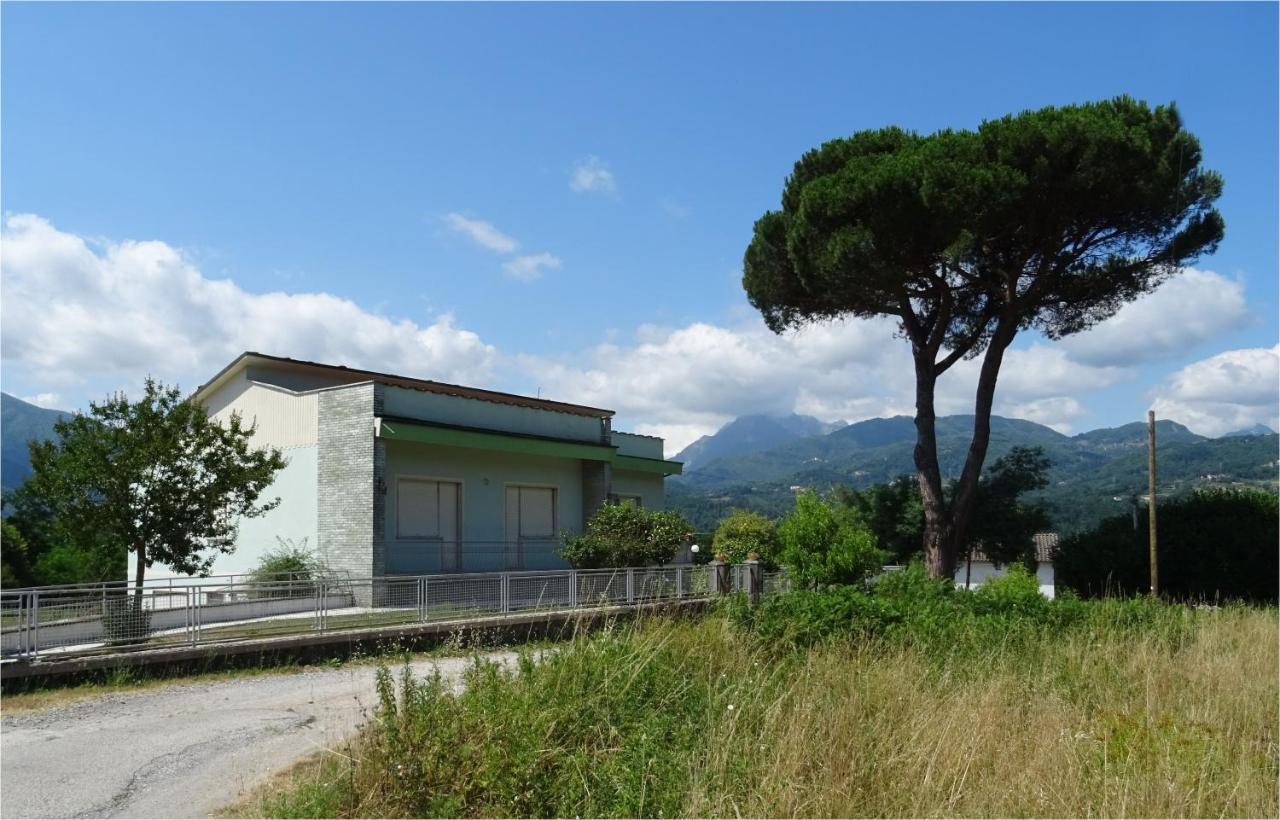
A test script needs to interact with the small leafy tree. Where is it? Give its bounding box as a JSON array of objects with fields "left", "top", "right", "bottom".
[
  {"left": 834, "top": 478, "right": 923, "bottom": 564},
  {"left": 712, "top": 509, "right": 781, "bottom": 565},
  {"left": 744, "top": 97, "right": 1224, "bottom": 577},
  {"left": 26, "top": 379, "right": 286, "bottom": 592},
  {"left": 560, "top": 503, "right": 691, "bottom": 568},
  {"left": 778, "top": 491, "right": 887, "bottom": 588},
  {"left": 965, "top": 446, "right": 1052, "bottom": 567}
]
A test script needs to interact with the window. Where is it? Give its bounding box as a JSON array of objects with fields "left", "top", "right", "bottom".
[
  {"left": 609, "top": 494, "right": 642, "bottom": 508},
  {"left": 397, "top": 479, "right": 460, "bottom": 541},
  {"left": 506, "top": 485, "right": 557, "bottom": 540}
]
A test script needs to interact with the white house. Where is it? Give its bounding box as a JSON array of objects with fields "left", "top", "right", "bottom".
[
  {"left": 953, "top": 532, "right": 1058, "bottom": 598},
  {"left": 131, "top": 352, "right": 682, "bottom": 579}
]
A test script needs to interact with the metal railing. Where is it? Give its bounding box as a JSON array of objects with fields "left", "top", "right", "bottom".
[{"left": 1, "top": 562, "right": 784, "bottom": 662}]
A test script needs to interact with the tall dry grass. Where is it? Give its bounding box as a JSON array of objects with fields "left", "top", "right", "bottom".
[{"left": 253, "top": 606, "right": 1278, "bottom": 818}]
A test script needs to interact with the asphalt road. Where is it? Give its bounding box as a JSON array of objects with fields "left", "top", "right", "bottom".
[{"left": 1, "top": 652, "right": 515, "bottom": 819}]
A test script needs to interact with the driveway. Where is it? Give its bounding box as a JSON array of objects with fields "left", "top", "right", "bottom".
[{"left": 1, "top": 652, "right": 515, "bottom": 818}]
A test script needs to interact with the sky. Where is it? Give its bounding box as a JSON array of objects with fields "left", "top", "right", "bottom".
[{"left": 2, "top": 2, "right": 1277, "bottom": 455}]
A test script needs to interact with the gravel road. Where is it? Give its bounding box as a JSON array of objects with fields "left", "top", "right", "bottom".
[{"left": 1, "top": 653, "right": 514, "bottom": 819}]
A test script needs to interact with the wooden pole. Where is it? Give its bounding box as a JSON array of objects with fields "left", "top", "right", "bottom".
[{"left": 1147, "top": 410, "right": 1159, "bottom": 597}]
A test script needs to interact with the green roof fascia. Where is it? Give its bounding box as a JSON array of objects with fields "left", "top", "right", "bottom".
[
  {"left": 613, "top": 454, "right": 683, "bottom": 476},
  {"left": 379, "top": 419, "right": 614, "bottom": 462},
  {"left": 378, "top": 418, "right": 683, "bottom": 475}
]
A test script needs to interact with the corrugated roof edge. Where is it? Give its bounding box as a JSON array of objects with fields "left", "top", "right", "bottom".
[{"left": 193, "top": 352, "right": 615, "bottom": 419}]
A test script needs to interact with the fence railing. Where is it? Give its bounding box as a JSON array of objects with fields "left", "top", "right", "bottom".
[{"left": 0, "top": 561, "right": 787, "bottom": 662}]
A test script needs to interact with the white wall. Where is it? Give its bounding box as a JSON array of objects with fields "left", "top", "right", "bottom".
[
  {"left": 954, "top": 561, "right": 1056, "bottom": 599},
  {"left": 611, "top": 469, "right": 666, "bottom": 510}
]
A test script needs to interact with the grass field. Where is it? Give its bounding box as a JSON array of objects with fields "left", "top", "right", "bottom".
[{"left": 241, "top": 598, "right": 1278, "bottom": 819}]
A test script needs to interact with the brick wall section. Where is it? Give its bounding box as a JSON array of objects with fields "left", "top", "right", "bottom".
[{"left": 317, "top": 382, "right": 386, "bottom": 580}]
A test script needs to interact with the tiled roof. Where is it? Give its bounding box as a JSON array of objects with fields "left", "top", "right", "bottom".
[{"left": 968, "top": 532, "right": 1058, "bottom": 564}]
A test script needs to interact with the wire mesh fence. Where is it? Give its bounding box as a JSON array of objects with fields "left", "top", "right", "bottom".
[{"left": 0, "top": 563, "right": 779, "bottom": 662}]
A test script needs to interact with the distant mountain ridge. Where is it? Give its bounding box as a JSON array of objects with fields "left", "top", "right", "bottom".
[
  {"left": 1221, "top": 423, "right": 1276, "bottom": 438},
  {"left": 674, "top": 413, "right": 844, "bottom": 471},
  {"left": 2, "top": 393, "right": 71, "bottom": 492},
  {"left": 669, "top": 411, "right": 1278, "bottom": 533}
]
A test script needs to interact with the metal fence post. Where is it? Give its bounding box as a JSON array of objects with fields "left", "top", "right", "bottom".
[
  {"left": 568, "top": 570, "right": 578, "bottom": 609},
  {"left": 31, "top": 589, "right": 40, "bottom": 660},
  {"left": 500, "top": 572, "right": 510, "bottom": 614},
  {"left": 418, "top": 576, "right": 428, "bottom": 622},
  {"left": 676, "top": 566, "right": 684, "bottom": 599},
  {"left": 625, "top": 568, "right": 635, "bottom": 604}
]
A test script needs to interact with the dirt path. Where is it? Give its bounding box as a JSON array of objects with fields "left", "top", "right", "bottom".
[{"left": 1, "top": 653, "right": 513, "bottom": 819}]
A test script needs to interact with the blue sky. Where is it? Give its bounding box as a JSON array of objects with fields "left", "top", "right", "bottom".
[{"left": 3, "top": 2, "right": 1277, "bottom": 452}]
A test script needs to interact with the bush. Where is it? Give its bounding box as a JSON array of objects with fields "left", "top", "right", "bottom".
[
  {"left": 559, "top": 504, "right": 691, "bottom": 568},
  {"left": 777, "top": 492, "right": 887, "bottom": 588},
  {"left": 250, "top": 538, "right": 324, "bottom": 597},
  {"left": 1057, "top": 487, "right": 1279, "bottom": 602},
  {"left": 712, "top": 509, "right": 780, "bottom": 565},
  {"left": 969, "top": 564, "right": 1049, "bottom": 619},
  {"left": 102, "top": 594, "right": 152, "bottom": 645},
  {"left": 734, "top": 586, "right": 902, "bottom": 647}
]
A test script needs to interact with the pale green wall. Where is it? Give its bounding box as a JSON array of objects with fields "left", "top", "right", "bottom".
[
  {"left": 125, "top": 445, "right": 319, "bottom": 580},
  {"left": 384, "top": 440, "right": 584, "bottom": 573},
  {"left": 611, "top": 469, "right": 666, "bottom": 510},
  {"left": 611, "top": 431, "right": 665, "bottom": 459},
  {"left": 384, "top": 385, "right": 606, "bottom": 444}
]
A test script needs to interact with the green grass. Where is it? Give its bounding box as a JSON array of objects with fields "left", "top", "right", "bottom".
[{"left": 244, "top": 600, "right": 1278, "bottom": 819}]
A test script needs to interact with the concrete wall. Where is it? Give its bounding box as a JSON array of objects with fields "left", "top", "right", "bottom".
[
  {"left": 383, "top": 439, "right": 584, "bottom": 573},
  {"left": 383, "top": 385, "right": 606, "bottom": 444},
  {"left": 954, "top": 561, "right": 1056, "bottom": 599},
  {"left": 611, "top": 431, "right": 665, "bottom": 459},
  {"left": 611, "top": 469, "right": 666, "bottom": 510}
]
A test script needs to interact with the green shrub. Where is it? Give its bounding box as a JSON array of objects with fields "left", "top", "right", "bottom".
[
  {"left": 559, "top": 504, "right": 691, "bottom": 568},
  {"left": 777, "top": 491, "right": 887, "bottom": 588},
  {"left": 1057, "top": 486, "right": 1279, "bottom": 602},
  {"left": 712, "top": 509, "right": 780, "bottom": 565},
  {"left": 102, "top": 594, "right": 151, "bottom": 645},
  {"left": 735, "top": 586, "right": 902, "bottom": 647},
  {"left": 250, "top": 538, "right": 324, "bottom": 597},
  {"left": 969, "top": 564, "right": 1049, "bottom": 618}
]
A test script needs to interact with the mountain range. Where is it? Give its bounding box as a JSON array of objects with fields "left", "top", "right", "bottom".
[
  {"left": 2, "top": 392, "right": 1276, "bottom": 534},
  {"left": 670, "top": 412, "right": 1278, "bottom": 533},
  {"left": 2, "top": 393, "right": 71, "bottom": 492}
]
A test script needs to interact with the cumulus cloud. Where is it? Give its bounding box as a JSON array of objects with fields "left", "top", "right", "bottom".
[
  {"left": 521, "top": 316, "right": 1136, "bottom": 454},
  {"left": 502, "top": 253, "right": 562, "bottom": 282},
  {"left": 442, "top": 213, "right": 519, "bottom": 253},
  {"left": 569, "top": 156, "right": 617, "bottom": 195},
  {"left": 1150, "top": 345, "right": 1280, "bottom": 436},
  {"left": 1, "top": 214, "right": 497, "bottom": 397},
  {"left": 1060, "top": 268, "right": 1248, "bottom": 366}
]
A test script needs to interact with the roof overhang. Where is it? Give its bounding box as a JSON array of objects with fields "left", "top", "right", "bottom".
[{"left": 377, "top": 417, "right": 682, "bottom": 475}]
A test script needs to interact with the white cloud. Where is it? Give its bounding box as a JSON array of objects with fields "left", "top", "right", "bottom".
[
  {"left": 1, "top": 214, "right": 497, "bottom": 398},
  {"left": 442, "top": 213, "right": 519, "bottom": 254},
  {"left": 1150, "top": 345, "right": 1280, "bottom": 436},
  {"left": 1061, "top": 268, "right": 1248, "bottom": 366},
  {"left": 502, "top": 253, "right": 562, "bottom": 283},
  {"left": 569, "top": 156, "right": 617, "bottom": 195},
  {"left": 20, "top": 392, "right": 64, "bottom": 410}
]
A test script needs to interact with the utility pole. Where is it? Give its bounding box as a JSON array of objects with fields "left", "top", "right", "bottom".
[{"left": 1147, "top": 410, "right": 1159, "bottom": 597}]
